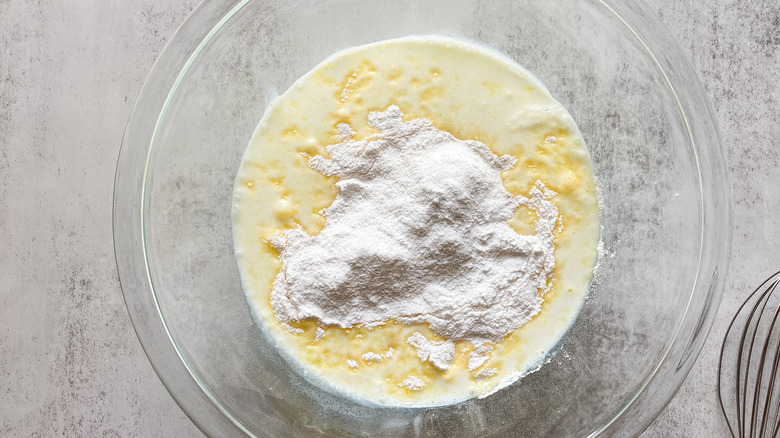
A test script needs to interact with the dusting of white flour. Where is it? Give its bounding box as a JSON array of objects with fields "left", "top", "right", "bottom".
[
  {"left": 362, "top": 348, "right": 395, "bottom": 365},
  {"left": 362, "top": 352, "right": 384, "bottom": 364},
  {"left": 407, "top": 332, "right": 456, "bottom": 371},
  {"left": 398, "top": 376, "right": 426, "bottom": 391},
  {"left": 270, "top": 105, "right": 559, "bottom": 372}
]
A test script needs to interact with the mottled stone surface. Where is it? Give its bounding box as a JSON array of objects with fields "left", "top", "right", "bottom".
[
  {"left": 643, "top": 1, "right": 780, "bottom": 436},
  {"left": 0, "top": 1, "right": 202, "bottom": 436},
  {"left": 0, "top": 0, "right": 776, "bottom": 436}
]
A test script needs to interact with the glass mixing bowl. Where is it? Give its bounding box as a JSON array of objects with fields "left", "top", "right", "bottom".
[{"left": 113, "top": 0, "right": 731, "bottom": 436}]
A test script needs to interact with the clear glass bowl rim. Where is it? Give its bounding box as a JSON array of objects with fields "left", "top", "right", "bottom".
[{"left": 113, "top": 0, "right": 733, "bottom": 436}]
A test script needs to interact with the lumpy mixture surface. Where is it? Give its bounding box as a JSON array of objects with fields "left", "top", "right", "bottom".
[{"left": 232, "top": 36, "right": 600, "bottom": 406}]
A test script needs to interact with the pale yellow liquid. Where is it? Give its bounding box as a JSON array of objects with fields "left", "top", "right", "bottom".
[{"left": 232, "top": 36, "right": 599, "bottom": 406}]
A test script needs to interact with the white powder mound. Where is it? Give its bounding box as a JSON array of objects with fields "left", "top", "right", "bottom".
[
  {"left": 407, "top": 332, "right": 456, "bottom": 372},
  {"left": 346, "top": 359, "right": 359, "bottom": 370},
  {"left": 335, "top": 123, "right": 355, "bottom": 141},
  {"left": 398, "top": 376, "right": 426, "bottom": 391},
  {"left": 362, "top": 348, "right": 395, "bottom": 365},
  {"left": 281, "top": 323, "right": 303, "bottom": 335},
  {"left": 270, "top": 105, "right": 558, "bottom": 371},
  {"left": 474, "top": 367, "right": 499, "bottom": 380},
  {"left": 362, "top": 352, "right": 384, "bottom": 364},
  {"left": 468, "top": 344, "right": 495, "bottom": 371}
]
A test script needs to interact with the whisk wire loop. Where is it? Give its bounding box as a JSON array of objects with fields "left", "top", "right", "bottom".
[{"left": 719, "top": 271, "right": 780, "bottom": 438}]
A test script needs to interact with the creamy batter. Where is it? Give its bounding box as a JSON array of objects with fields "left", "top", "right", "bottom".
[{"left": 232, "top": 36, "right": 599, "bottom": 406}]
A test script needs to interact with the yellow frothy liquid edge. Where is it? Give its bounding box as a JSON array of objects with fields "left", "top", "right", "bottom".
[{"left": 232, "top": 36, "right": 600, "bottom": 406}]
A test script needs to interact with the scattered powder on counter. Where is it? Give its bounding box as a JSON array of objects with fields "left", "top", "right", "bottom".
[
  {"left": 398, "top": 376, "right": 426, "bottom": 391},
  {"left": 269, "top": 105, "right": 559, "bottom": 372},
  {"left": 385, "top": 348, "right": 394, "bottom": 358}
]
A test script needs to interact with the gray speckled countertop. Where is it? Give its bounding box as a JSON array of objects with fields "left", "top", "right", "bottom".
[{"left": 0, "top": 0, "right": 776, "bottom": 436}]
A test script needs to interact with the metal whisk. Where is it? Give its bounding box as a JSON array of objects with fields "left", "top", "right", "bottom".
[{"left": 719, "top": 271, "right": 780, "bottom": 438}]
